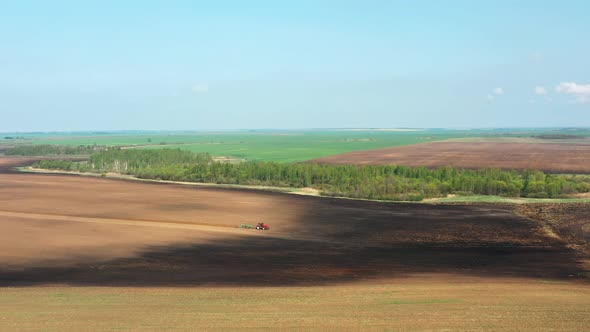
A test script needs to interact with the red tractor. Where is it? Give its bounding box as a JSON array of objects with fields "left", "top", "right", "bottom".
[{"left": 256, "top": 222, "right": 270, "bottom": 230}]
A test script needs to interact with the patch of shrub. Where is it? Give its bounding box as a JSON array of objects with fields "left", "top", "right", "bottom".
[{"left": 527, "top": 192, "right": 548, "bottom": 199}]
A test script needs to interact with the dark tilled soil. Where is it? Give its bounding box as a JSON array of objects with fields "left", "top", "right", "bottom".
[
  {"left": 516, "top": 203, "right": 590, "bottom": 255},
  {"left": 0, "top": 157, "right": 588, "bottom": 286}
]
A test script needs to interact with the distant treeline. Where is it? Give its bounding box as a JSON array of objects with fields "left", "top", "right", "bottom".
[
  {"left": 33, "top": 149, "right": 590, "bottom": 201},
  {"left": 4, "top": 144, "right": 104, "bottom": 156},
  {"left": 533, "top": 134, "right": 586, "bottom": 139}
]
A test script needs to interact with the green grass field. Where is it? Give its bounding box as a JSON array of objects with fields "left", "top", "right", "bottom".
[
  {"left": 1, "top": 130, "right": 462, "bottom": 162},
  {"left": 139, "top": 132, "right": 452, "bottom": 162},
  {"left": 3, "top": 128, "right": 590, "bottom": 162}
]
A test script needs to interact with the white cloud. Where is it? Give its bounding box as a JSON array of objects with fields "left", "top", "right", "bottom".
[
  {"left": 556, "top": 82, "right": 590, "bottom": 103},
  {"left": 534, "top": 86, "right": 547, "bottom": 95},
  {"left": 191, "top": 83, "right": 209, "bottom": 93},
  {"left": 493, "top": 87, "right": 504, "bottom": 95},
  {"left": 486, "top": 94, "right": 495, "bottom": 101}
]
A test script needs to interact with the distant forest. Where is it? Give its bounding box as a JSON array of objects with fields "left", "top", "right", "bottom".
[
  {"left": 4, "top": 144, "right": 103, "bottom": 156},
  {"left": 32, "top": 149, "right": 590, "bottom": 201}
]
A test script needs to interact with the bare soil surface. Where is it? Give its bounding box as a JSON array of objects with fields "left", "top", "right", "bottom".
[
  {"left": 0, "top": 157, "right": 588, "bottom": 287},
  {"left": 517, "top": 203, "right": 590, "bottom": 256},
  {"left": 2, "top": 282, "right": 590, "bottom": 331},
  {"left": 310, "top": 141, "right": 590, "bottom": 173}
]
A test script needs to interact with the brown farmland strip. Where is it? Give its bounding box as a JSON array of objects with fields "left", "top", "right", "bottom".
[
  {"left": 0, "top": 157, "right": 588, "bottom": 286},
  {"left": 309, "top": 142, "right": 590, "bottom": 173}
]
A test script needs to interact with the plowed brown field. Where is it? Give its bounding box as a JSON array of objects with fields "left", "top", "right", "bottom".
[
  {"left": 310, "top": 142, "right": 590, "bottom": 173},
  {"left": 0, "top": 157, "right": 588, "bottom": 285},
  {"left": 1, "top": 157, "right": 589, "bottom": 330}
]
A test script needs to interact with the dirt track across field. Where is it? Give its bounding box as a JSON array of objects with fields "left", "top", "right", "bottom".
[
  {"left": 310, "top": 142, "right": 590, "bottom": 173},
  {"left": 0, "top": 157, "right": 588, "bottom": 286}
]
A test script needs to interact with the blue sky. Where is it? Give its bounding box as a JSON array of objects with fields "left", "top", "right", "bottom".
[{"left": 1, "top": 0, "right": 589, "bottom": 131}]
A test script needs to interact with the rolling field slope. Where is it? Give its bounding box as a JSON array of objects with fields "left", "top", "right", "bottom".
[
  {"left": 1, "top": 157, "right": 588, "bottom": 285},
  {"left": 1, "top": 157, "right": 589, "bottom": 330}
]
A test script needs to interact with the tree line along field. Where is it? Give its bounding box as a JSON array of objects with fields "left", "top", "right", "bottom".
[
  {"left": 33, "top": 149, "right": 590, "bottom": 201},
  {"left": 3, "top": 144, "right": 106, "bottom": 156},
  {"left": 3, "top": 128, "right": 590, "bottom": 162}
]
